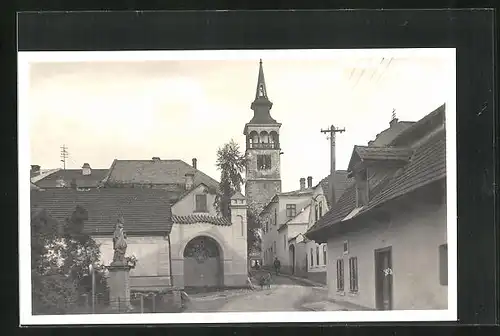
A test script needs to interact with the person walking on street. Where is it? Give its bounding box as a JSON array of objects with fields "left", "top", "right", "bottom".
[{"left": 273, "top": 257, "right": 281, "bottom": 276}]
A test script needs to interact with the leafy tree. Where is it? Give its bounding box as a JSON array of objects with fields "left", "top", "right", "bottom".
[
  {"left": 214, "top": 139, "right": 248, "bottom": 218},
  {"left": 31, "top": 206, "right": 108, "bottom": 314},
  {"left": 214, "top": 140, "right": 261, "bottom": 253}
]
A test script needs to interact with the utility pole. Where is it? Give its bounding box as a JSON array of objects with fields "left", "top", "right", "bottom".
[
  {"left": 60, "top": 145, "right": 69, "bottom": 170},
  {"left": 320, "top": 125, "right": 346, "bottom": 207}
]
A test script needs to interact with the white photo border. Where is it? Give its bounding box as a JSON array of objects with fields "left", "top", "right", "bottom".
[{"left": 19, "top": 48, "right": 457, "bottom": 325}]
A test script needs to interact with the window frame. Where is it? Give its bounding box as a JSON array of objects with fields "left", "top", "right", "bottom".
[
  {"left": 316, "top": 246, "right": 320, "bottom": 266},
  {"left": 257, "top": 154, "right": 272, "bottom": 170},
  {"left": 336, "top": 259, "right": 345, "bottom": 291},
  {"left": 348, "top": 256, "right": 359, "bottom": 293},
  {"left": 310, "top": 248, "right": 314, "bottom": 267},
  {"left": 286, "top": 204, "right": 297, "bottom": 218},
  {"left": 195, "top": 194, "right": 208, "bottom": 212},
  {"left": 343, "top": 240, "right": 349, "bottom": 255},
  {"left": 323, "top": 245, "right": 327, "bottom": 265}
]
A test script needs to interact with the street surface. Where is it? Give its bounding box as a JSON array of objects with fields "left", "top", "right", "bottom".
[{"left": 184, "top": 271, "right": 344, "bottom": 312}]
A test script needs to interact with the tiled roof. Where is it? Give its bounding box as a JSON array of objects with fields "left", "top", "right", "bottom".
[
  {"left": 307, "top": 125, "right": 446, "bottom": 240},
  {"left": 31, "top": 168, "right": 62, "bottom": 183},
  {"left": 103, "top": 159, "right": 219, "bottom": 194},
  {"left": 278, "top": 189, "right": 314, "bottom": 197},
  {"left": 316, "top": 171, "right": 354, "bottom": 207},
  {"left": 261, "top": 188, "right": 313, "bottom": 214},
  {"left": 370, "top": 121, "right": 415, "bottom": 146},
  {"left": 347, "top": 146, "right": 414, "bottom": 172},
  {"left": 30, "top": 188, "right": 173, "bottom": 235},
  {"left": 35, "top": 169, "right": 109, "bottom": 188},
  {"left": 171, "top": 214, "right": 232, "bottom": 226}
]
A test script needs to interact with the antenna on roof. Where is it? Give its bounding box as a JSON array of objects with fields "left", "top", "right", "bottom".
[{"left": 60, "top": 145, "right": 69, "bottom": 170}]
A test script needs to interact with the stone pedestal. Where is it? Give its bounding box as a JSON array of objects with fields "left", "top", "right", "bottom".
[{"left": 106, "top": 262, "right": 133, "bottom": 312}]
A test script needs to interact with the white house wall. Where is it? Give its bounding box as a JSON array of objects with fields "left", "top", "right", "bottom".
[{"left": 326, "top": 201, "right": 447, "bottom": 310}]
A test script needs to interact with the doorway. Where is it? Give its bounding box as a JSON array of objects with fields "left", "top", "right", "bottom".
[
  {"left": 183, "top": 236, "right": 223, "bottom": 289},
  {"left": 289, "top": 244, "right": 295, "bottom": 274},
  {"left": 374, "top": 246, "right": 393, "bottom": 310}
]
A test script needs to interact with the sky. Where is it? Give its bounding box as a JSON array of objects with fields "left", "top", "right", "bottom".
[{"left": 25, "top": 49, "right": 455, "bottom": 192}]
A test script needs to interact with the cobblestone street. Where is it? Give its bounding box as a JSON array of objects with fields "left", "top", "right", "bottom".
[{"left": 184, "top": 272, "right": 347, "bottom": 312}]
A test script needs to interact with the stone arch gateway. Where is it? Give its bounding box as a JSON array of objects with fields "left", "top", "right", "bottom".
[{"left": 183, "top": 236, "right": 224, "bottom": 289}]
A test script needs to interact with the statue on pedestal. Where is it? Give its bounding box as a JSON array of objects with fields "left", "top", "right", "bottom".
[{"left": 112, "top": 216, "right": 127, "bottom": 264}]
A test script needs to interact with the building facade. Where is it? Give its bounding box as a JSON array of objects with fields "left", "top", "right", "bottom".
[
  {"left": 244, "top": 60, "right": 282, "bottom": 216},
  {"left": 307, "top": 104, "right": 448, "bottom": 310},
  {"left": 32, "top": 157, "right": 249, "bottom": 291}
]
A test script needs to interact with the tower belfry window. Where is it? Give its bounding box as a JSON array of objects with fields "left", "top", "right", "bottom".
[
  {"left": 258, "top": 84, "right": 265, "bottom": 97},
  {"left": 257, "top": 155, "right": 271, "bottom": 170}
]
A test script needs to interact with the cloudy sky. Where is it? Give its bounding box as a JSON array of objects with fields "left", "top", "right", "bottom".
[{"left": 24, "top": 49, "right": 455, "bottom": 192}]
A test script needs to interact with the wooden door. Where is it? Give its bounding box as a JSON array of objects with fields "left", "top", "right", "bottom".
[
  {"left": 183, "top": 236, "right": 222, "bottom": 288},
  {"left": 375, "top": 247, "right": 393, "bottom": 310}
]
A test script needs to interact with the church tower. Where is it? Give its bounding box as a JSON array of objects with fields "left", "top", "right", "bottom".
[{"left": 244, "top": 60, "right": 282, "bottom": 214}]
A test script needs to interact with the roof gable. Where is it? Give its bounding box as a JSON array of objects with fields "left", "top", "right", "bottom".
[
  {"left": 30, "top": 188, "right": 173, "bottom": 235},
  {"left": 307, "top": 127, "right": 446, "bottom": 240},
  {"left": 347, "top": 146, "right": 414, "bottom": 173}
]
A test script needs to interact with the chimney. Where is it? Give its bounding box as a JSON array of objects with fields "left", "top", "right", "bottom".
[
  {"left": 300, "top": 177, "right": 306, "bottom": 191},
  {"left": 31, "top": 165, "right": 41, "bottom": 176},
  {"left": 82, "top": 163, "right": 91, "bottom": 176},
  {"left": 152, "top": 157, "right": 161, "bottom": 161},
  {"left": 307, "top": 176, "right": 313, "bottom": 189},
  {"left": 390, "top": 117, "right": 399, "bottom": 127},
  {"left": 185, "top": 172, "right": 194, "bottom": 190},
  {"left": 192, "top": 158, "right": 197, "bottom": 169}
]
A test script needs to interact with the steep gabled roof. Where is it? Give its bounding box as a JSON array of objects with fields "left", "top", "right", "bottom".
[
  {"left": 35, "top": 169, "right": 108, "bottom": 188},
  {"left": 30, "top": 188, "right": 173, "bottom": 235},
  {"left": 306, "top": 126, "right": 446, "bottom": 241}
]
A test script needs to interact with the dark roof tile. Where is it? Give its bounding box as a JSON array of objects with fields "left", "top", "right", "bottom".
[
  {"left": 307, "top": 124, "right": 446, "bottom": 238},
  {"left": 104, "top": 159, "right": 219, "bottom": 195},
  {"left": 30, "top": 188, "right": 173, "bottom": 235},
  {"left": 36, "top": 169, "right": 109, "bottom": 188},
  {"left": 171, "top": 214, "right": 232, "bottom": 226}
]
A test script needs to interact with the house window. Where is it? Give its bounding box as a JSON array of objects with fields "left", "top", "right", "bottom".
[
  {"left": 195, "top": 194, "right": 207, "bottom": 212},
  {"left": 273, "top": 241, "right": 276, "bottom": 254},
  {"left": 336, "top": 259, "right": 345, "bottom": 291},
  {"left": 316, "top": 246, "right": 320, "bottom": 265},
  {"left": 323, "top": 245, "right": 327, "bottom": 265},
  {"left": 310, "top": 248, "right": 314, "bottom": 266},
  {"left": 319, "top": 202, "right": 323, "bottom": 218},
  {"left": 274, "top": 209, "right": 277, "bottom": 225},
  {"left": 315, "top": 204, "right": 319, "bottom": 222},
  {"left": 257, "top": 155, "right": 271, "bottom": 170},
  {"left": 286, "top": 204, "right": 297, "bottom": 218},
  {"left": 349, "top": 257, "right": 359, "bottom": 292},
  {"left": 439, "top": 244, "right": 448, "bottom": 286},
  {"left": 343, "top": 240, "right": 349, "bottom": 254}
]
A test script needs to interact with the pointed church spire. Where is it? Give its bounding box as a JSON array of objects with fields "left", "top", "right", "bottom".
[
  {"left": 255, "top": 59, "right": 268, "bottom": 100},
  {"left": 249, "top": 59, "right": 276, "bottom": 125}
]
